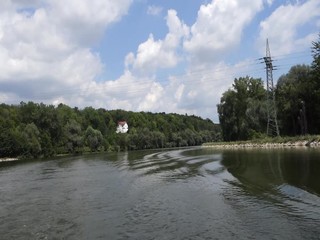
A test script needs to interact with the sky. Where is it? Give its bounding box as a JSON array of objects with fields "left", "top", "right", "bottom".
[{"left": 0, "top": 0, "right": 319, "bottom": 123}]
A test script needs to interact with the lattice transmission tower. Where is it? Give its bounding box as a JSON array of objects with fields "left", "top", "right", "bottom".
[{"left": 263, "top": 39, "right": 280, "bottom": 137}]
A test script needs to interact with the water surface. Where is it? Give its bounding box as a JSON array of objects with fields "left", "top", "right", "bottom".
[{"left": 1, "top": 148, "right": 320, "bottom": 239}]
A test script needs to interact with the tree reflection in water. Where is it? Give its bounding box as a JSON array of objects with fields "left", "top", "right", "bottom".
[{"left": 221, "top": 148, "right": 320, "bottom": 196}]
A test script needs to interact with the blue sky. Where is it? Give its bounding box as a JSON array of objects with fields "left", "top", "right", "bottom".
[{"left": 0, "top": 0, "right": 319, "bottom": 122}]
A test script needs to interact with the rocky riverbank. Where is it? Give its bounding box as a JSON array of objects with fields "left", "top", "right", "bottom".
[{"left": 203, "top": 139, "right": 320, "bottom": 149}]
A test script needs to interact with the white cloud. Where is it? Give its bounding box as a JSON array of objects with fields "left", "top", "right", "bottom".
[
  {"left": 0, "top": 0, "right": 132, "bottom": 103},
  {"left": 138, "top": 82, "right": 164, "bottom": 111},
  {"left": 184, "top": 0, "right": 264, "bottom": 63},
  {"left": 2, "top": 0, "right": 165, "bottom": 105},
  {"left": 125, "top": 9, "right": 189, "bottom": 75},
  {"left": 147, "top": 5, "right": 163, "bottom": 16},
  {"left": 53, "top": 70, "right": 164, "bottom": 113},
  {"left": 168, "top": 63, "right": 237, "bottom": 120},
  {"left": 266, "top": 0, "right": 274, "bottom": 6},
  {"left": 0, "top": 0, "right": 269, "bottom": 122},
  {"left": 77, "top": 61, "right": 244, "bottom": 121},
  {"left": 174, "top": 84, "right": 184, "bottom": 101},
  {"left": 258, "top": 0, "right": 320, "bottom": 55},
  {"left": 127, "top": 33, "right": 177, "bottom": 73},
  {"left": 50, "top": 0, "right": 132, "bottom": 46},
  {"left": 1, "top": 0, "right": 318, "bottom": 123}
]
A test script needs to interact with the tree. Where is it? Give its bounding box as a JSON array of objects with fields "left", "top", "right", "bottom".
[
  {"left": 310, "top": 33, "right": 320, "bottom": 133},
  {"left": 217, "top": 76, "right": 267, "bottom": 141},
  {"left": 84, "top": 126, "right": 104, "bottom": 152},
  {"left": 217, "top": 90, "right": 238, "bottom": 141},
  {"left": 0, "top": 102, "right": 221, "bottom": 157},
  {"left": 64, "top": 119, "right": 83, "bottom": 153},
  {"left": 21, "top": 123, "right": 42, "bottom": 157},
  {"left": 311, "top": 33, "right": 320, "bottom": 79},
  {"left": 275, "top": 65, "right": 315, "bottom": 135}
]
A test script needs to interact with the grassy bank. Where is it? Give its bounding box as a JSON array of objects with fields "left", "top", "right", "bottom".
[{"left": 203, "top": 135, "right": 320, "bottom": 148}]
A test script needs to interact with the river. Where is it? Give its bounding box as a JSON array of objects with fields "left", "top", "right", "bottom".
[{"left": 1, "top": 147, "right": 320, "bottom": 239}]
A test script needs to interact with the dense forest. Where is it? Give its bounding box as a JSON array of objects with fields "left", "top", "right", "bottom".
[
  {"left": 218, "top": 34, "right": 320, "bottom": 141},
  {"left": 0, "top": 103, "right": 221, "bottom": 158}
]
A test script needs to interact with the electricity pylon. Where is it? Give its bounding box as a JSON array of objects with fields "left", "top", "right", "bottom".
[{"left": 263, "top": 39, "right": 280, "bottom": 137}]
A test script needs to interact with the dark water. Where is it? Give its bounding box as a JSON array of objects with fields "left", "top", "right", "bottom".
[{"left": 1, "top": 147, "right": 320, "bottom": 240}]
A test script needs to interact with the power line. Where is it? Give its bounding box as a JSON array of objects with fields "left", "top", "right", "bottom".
[{"left": 29, "top": 49, "right": 314, "bottom": 100}]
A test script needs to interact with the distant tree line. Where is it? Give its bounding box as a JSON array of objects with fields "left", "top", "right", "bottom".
[
  {"left": 218, "top": 34, "right": 320, "bottom": 141},
  {"left": 0, "top": 103, "right": 221, "bottom": 158}
]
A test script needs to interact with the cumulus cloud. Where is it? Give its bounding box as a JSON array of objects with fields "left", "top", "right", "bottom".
[
  {"left": 125, "top": 9, "right": 189, "bottom": 75},
  {"left": 114, "top": 0, "right": 275, "bottom": 120},
  {"left": 125, "top": 33, "right": 178, "bottom": 74},
  {"left": 1, "top": 0, "right": 318, "bottom": 122},
  {"left": 0, "top": 0, "right": 170, "bottom": 114},
  {"left": 51, "top": 0, "right": 133, "bottom": 46},
  {"left": 54, "top": 70, "right": 163, "bottom": 113},
  {"left": 0, "top": 0, "right": 132, "bottom": 103},
  {"left": 159, "top": 62, "right": 247, "bottom": 121},
  {"left": 138, "top": 82, "right": 164, "bottom": 111},
  {"left": 258, "top": 0, "right": 320, "bottom": 55},
  {"left": 184, "top": 0, "right": 264, "bottom": 63}
]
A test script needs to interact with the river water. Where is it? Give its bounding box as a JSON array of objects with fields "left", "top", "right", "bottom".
[{"left": 1, "top": 147, "right": 320, "bottom": 239}]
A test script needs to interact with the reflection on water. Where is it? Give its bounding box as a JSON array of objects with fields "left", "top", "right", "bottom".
[
  {"left": 221, "top": 149, "right": 320, "bottom": 195},
  {"left": 219, "top": 149, "right": 320, "bottom": 240},
  {"left": 0, "top": 147, "right": 320, "bottom": 239}
]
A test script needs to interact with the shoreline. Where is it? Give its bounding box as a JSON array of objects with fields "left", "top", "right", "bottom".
[
  {"left": 203, "top": 140, "right": 320, "bottom": 149},
  {"left": 0, "top": 157, "right": 19, "bottom": 163},
  {"left": 1, "top": 140, "right": 320, "bottom": 162}
]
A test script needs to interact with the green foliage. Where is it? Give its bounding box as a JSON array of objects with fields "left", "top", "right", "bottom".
[
  {"left": 218, "top": 67, "right": 320, "bottom": 140},
  {"left": 217, "top": 35, "right": 320, "bottom": 141},
  {"left": 0, "top": 102, "right": 221, "bottom": 158},
  {"left": 64, "top": 119, "right": 83, "bottom": 154},
  {"left": 217, "top": 76, "right": 267, "bottom": 141},
  {"left": 311, "top": 33, "right": 320, "bottom": 80},
  {"left": 21, "top": 123, "right": 42, "bottom": 158},
  {"left": 310, "top": 33, "right": 320, "bottom": 133},
  {"left": 275, "top": 64, "right": 315, "bottom": 135},
  {"left": 85, "top": 126, "right": 104, "bottom": 152},
  {"left": 275, "top": 43, "right": 320, "bottom": 135}
]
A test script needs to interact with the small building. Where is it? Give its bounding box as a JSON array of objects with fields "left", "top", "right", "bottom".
[{"left": 116, "top": 121, "right": 128, "bottom": 133}]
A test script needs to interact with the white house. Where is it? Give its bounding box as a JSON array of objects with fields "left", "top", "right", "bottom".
[{"left": 116, "top": 121, "right": 128, "bottom": 133}]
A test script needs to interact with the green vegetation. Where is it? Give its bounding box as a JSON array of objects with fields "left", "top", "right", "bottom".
[
  {"left": 217, "top": 76, "right": 267, "bottom": 141},
  {"left": 0, "top": 103, "right": 221, "bottom": 158},
  {"left": 217, "top": 34, "right": 320, "bottom": 141}
]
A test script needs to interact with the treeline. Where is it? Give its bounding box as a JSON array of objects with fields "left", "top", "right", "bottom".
[
  {"left": 218, "top": 34, "right": 320, "bottom": 141},
  {"left": 0, "top": 103, "right": 221, "bottom": 158}
]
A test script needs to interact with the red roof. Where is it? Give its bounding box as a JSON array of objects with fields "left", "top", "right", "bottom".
[{"left": 118, "top": 121, "right": 127, "bottom": 126}]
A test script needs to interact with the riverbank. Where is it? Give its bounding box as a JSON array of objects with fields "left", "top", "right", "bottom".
[
  {"left": 203, "top": 136, "right": 320, "bottom": 149},
  {"left": 0, "top": 158, "right": 19, "bottom": 163}
]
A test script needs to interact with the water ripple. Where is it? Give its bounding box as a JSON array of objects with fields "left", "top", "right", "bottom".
[
  {"left": 124, "top": 148, "right": 224, "bottom": 181},
  {"left": 1, "top": 148, "right": 320, "bottom": 239}
]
